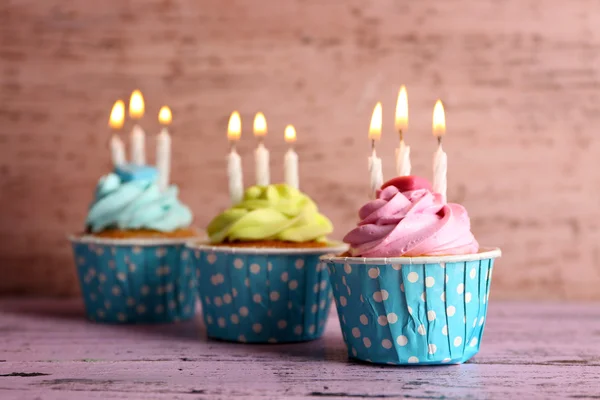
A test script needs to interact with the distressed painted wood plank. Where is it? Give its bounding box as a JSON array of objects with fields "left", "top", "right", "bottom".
[
  {"left": 0, "top": 299, "right": 599, "bottom": 399},
  {"left": 2, "top": 0, "right": 600, "bottom": 299}
]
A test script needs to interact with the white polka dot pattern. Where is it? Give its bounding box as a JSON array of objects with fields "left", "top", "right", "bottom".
[
  {"left": 323, "top": 257, "right": 497, "bottom": 365},
  {"left": 194, "top": 250, "right": 333, "bottom": 343},
  {"left": 71, "top": 240, "right": 197, "bottom": 324}
]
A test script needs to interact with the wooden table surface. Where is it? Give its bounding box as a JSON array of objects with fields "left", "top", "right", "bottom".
[{"left": 1, "top": 299, "right": 599, "bottom": 400}]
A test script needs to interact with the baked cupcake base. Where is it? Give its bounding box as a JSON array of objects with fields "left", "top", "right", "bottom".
[
  {"left": 89, "top": 228, "right": 199, "bottom": 239},
  {"left": 69, "top": 234, "right": 202, "bottom": 324},
  {"left": 212, "top": 240, "right": 329, "bottom": 248},
  {"left": 188, "top": 242, "right": 347, "bottom": 343},
  {"left": 321, "top": 248, "right": 501, "bottom": 365}
]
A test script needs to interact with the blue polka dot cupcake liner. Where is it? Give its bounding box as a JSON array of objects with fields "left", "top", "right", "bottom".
[
  {"left": 188, "top": 243, "right": 348, "bottom": 343},
  {"left": 69, "top": 235, "right": 200, "bottom": 324},
  {"left": 322, "top": 248, "right": 501, "bottom": 365}
]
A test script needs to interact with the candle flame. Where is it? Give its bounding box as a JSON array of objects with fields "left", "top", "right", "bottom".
[
  {"left": 158, "top": 106, "right": 172, "bottom": 126},
  {"left": 284, "top": 125, "right": 296, "bottom": 143},
  {"left": 129, "top": 90, "right": 145, "bottom": 119},
  {"left": 108, "top": 100, "right": 125, "bottom": 130},
  {"left": 228, "top": 111, "right": 242, "bottom": 141},
  {"left": 369, "top": 102, "right": 382, "bottom": 141},
  {"left": 253, "top": 112, "right": 267, "bottom": 137},
  {"left": 395, "top": 85, "right": 408, "bottom": 132},
  {"left": 433, "top": 100, "right": 446, "bottom": 137}
]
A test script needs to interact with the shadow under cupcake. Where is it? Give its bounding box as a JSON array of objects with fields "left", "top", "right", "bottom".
[
  {"left": 189, "top": 184, "right": 346, "bottom": 343},
  {"left": 321, "top": 176, "right": 501, "bottom": 365}
]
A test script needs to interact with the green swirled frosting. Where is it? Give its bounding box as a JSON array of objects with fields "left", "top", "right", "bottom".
[{"left": 207, "top": 184, "right": 333, "bottom": 243}]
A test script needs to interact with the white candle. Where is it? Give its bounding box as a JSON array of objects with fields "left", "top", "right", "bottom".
[
  {"left": 228, "top": 148, "right": 244, "bottom": 204},
  {"left": 255, "top": 143, "right": 270, "bottom": 186},
  {"left": 108, "top": 99, "right": 126, "bottom": 167},
  {"left": 368, "top": 102, "right": 383, "bottom": 197},
  {"left": 253, "top": 112, "right": 270, "bottom": 186},
  {"left": 369, "top": 148, "right": 383, "bottom": 196},
  {"left": 395, "top": 85, "right": 411, "bottom": 176},
  {"left": 432, "top": 100, "right": 447, "bottom": 203},
  {"left": 130, "top": 124, "right": 146, "bottom": 166},
  {"left": 129, "top": 90, "right": 146, "bottom": 165},
  {"left": 156, "top": 106, "right": 172, "bottom": 191},
  {"left": 284, "top": 125, "right": 299, "bottom": 189},
  {"left": 227, "top": 111, "right": 244, "bottom": 204},
  {"left": 433, "top": 144, "right": 448, "bottom": 203},
  {"left": 396, "top": 140, "right": 411, "bottom": 177},
  {"left": 110, "top": 135, "right": 126, "bottom": 167}
]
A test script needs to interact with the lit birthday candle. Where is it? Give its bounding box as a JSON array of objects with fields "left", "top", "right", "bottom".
[
  {"left": 368, "top": 102, "right": 384, "bottom": 197},
  {"left": 129, "top": 90, "right": 146, "bottom": 165},
  {"left": 227, "top": 111, "right": 244, "bottom": 204},
  {"left": 395, "top": 85, "right": 411, "bottom": 176},
  {"left": 284, "top": 125, "right": 299, "bottom": 189},
  {"left": 432, "top": 100, "right": 448, "bottom": 203},
  {"left": 253, "top": 112, "right": 270, "bottom": 186},
  {"left": 156, "top": 106, "right": 172, "bottom": 191},
  {"left": 108, "top": 100, "right": 126, "bottom": 167}
]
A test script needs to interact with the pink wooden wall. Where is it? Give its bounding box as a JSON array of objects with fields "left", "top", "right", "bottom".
[{"left": 1, "top": 0, "right": 599, "bottom": 299}]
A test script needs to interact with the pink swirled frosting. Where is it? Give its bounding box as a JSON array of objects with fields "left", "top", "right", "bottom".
[{"left": 343, "top": 176, "right": 479, "bottom": 257}]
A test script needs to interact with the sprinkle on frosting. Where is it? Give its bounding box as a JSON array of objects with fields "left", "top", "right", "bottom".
[
  {"left": 86, "top": 171, "right": 193, "bottom": 233},
  {"left": 343, "top": 176, "right": 479, "bottom": 257},
  {"left": 207, "top": 184, "right": 333, "bottom": 243}
]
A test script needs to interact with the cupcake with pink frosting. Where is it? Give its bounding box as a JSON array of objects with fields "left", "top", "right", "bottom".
[{"left": 322, "top": 176, "right": 500, "bottom": 365}]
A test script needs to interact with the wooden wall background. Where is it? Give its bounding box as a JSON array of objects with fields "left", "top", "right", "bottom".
[{"left": 1, "top": 0, "right": 600, "bottom": 299}]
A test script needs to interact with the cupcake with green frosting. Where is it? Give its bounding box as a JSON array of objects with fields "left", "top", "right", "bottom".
[
  {"left": 188, "top": 183, "right": 346, "bottom": 343},
  {"left": 69, "top": 165, "right": 201, "bottom": 324}
]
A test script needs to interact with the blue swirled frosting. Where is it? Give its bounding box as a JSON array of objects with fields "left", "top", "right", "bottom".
[{"left": 86, "top": 166, "right": 193, "bottom": 233}]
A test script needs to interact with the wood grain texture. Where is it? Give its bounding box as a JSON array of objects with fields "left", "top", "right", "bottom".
[
  {"left": 1, "top": 299, "right": 600, "bottom": 399},
  {"left": 2, "top": 0, "right": 600, "bottom": 298}
]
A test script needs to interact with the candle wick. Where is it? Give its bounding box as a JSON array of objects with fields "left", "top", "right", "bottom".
[
  {"left": 437, "top": 136, "right": 442, "bottom": 147},
  {"left": 371, "top": 139, "right": 377, "bottom": 158},
  {"left": 230, "top": 141, "right": 237, "bottom": 153},
  {"left": 399, "top": 129, "right": 404, "bottom": 142}
]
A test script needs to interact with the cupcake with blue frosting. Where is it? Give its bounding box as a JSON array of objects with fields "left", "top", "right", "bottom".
[
  {"left": 70, "top": 164, "right": 200, "bottom": 324},
  {"left": 188, "top": 183, "right": 346, "bottom": 343}
]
